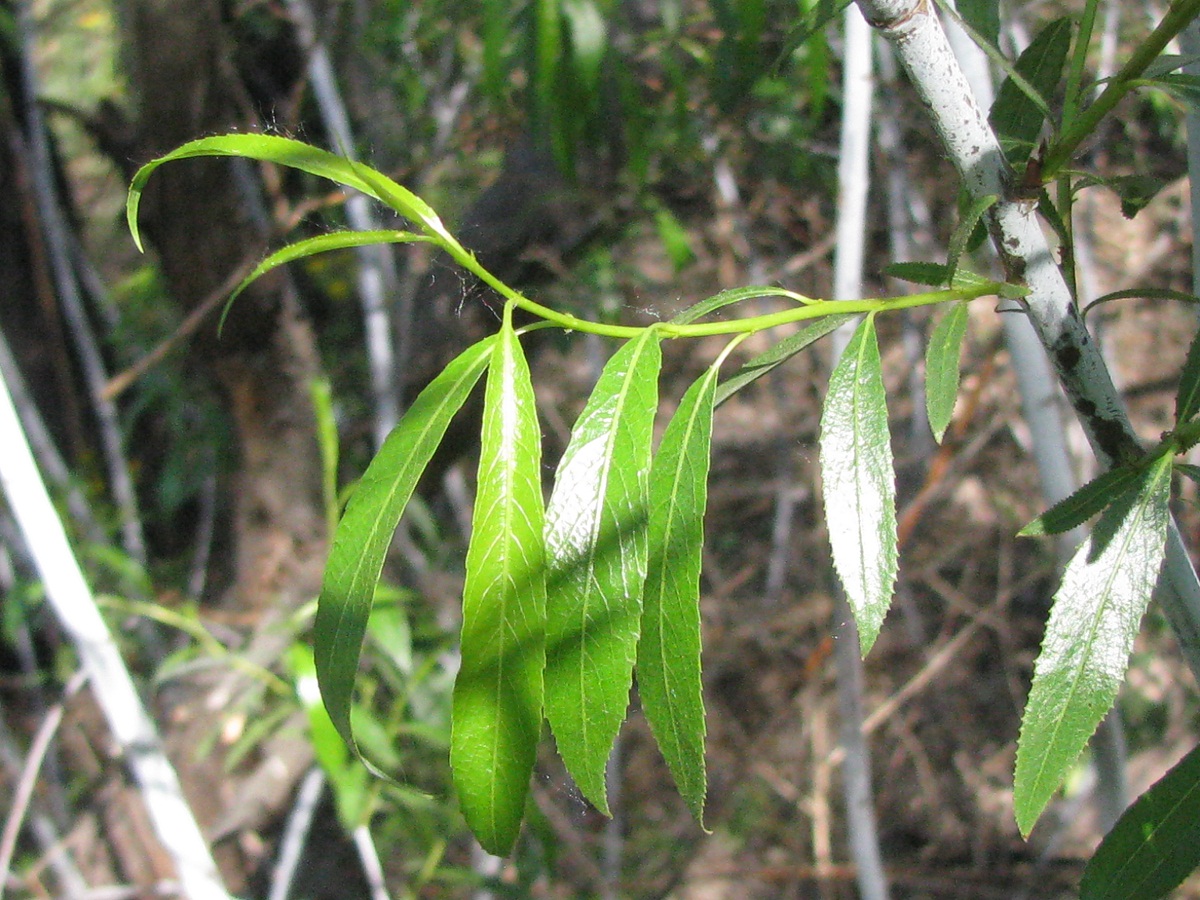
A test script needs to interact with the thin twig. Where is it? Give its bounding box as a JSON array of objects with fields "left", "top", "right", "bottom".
[{"left": 0, "top": 671, "right": 85, "bottom": 891}]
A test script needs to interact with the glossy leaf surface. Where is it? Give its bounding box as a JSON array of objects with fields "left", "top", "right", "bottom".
[
  {"left": 1080, "top": 741, "right": 1200, "bottom": 900},
  {"left": 544, "top": 331, "right": 662, "bottom": 813},
  {"left": 1019, "top": 464, "right": 1143, "bottom": 537},
  {"left": 638, "top": 360, "right": 720, "bottom": 824},
  {"left": 452, "top": 317, "right": 546, "bottom": 855},
  {"left": 925, "top": 301, "right": 969, "bottom": 443},
  {"left": 1014, "top": 454, "right": 1173, "bottom": 836},
  {"left": 316, "top": 339, "right": 494, "bottom": 759},
  {"left": 819, "top": 314, "right": 897, "bottom": 654}
]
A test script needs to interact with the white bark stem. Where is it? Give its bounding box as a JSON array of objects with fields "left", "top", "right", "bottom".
[
  {"left": 854, "top": 0, "right": 1200, "bottom": 684},
  {"left": 0, "top": 362, "right": 229, "bottom": 900}
]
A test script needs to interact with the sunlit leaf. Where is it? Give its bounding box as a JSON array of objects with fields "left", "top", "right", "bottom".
[
  {"left": 638, "top": 357, "right": 722, "bottom": 825},
  {"left": 1014, "top": 454, "right": 1173, "bottom": 836},
  {"left": 452, "top": 312, "right": 547, "bottom": 855},
  {"left": 1081, "top": 741, "right": 1200, "bottom": 900},
  {"left": 315, "top": 338, "right": 494, "bottom": 762},
  {"left": 544, "top": 330, "right": 662, "bottom": 814},
  {"left": 925, "top": 300, "right": 969, "bottom": 443},
  {"left": 1019, "top": 465, "right": 1145, "bottom": 537},
  {"left": 819, "top": 314, "right": 897, "bottom": 654}
]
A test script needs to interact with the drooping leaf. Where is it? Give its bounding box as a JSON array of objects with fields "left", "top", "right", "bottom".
[
  {"left": 544, "top": 330, "right": 662, "bottom": 814},
  {"left": 1144, "top": 72, "right": 1200, "bottom": 109},
  {"left": 1081, "top": 287, "right": 1200, "bottom": 321},
  {"left": 715, "top": 313, "right": 854, "bottom": 406},
  {"left": 1020, "top": 464, "right": 1146, "bottom": 537},
  {"left": 1176, "top": 327, "right": 1200, "bottom": 425},
  {"left": 671, "top": 285, "right": 815, "bottom": 327},
  {"left": 638, "top": 358, "right": 722, "bottom": 825},
  {"left": 924, "top": 301, "right": 970, "bottom": 443},
  {"left": 1014, "top": 453, "right": 1174, "bottom": 836},
  {"left": 1080, "top": 741, "right": 1200, "bottom": 900},
  {"left": 818, "top": 314, "right": 897, "bottom": 654},
  {"left": 452, "top": 313, "right": 547, "bottom": 856},
  {"left": 315, "top": 338, "right": 494, "bottom": 761},
  {"left": 989, "top": 17, "right": 1072, "bottom": 167}
]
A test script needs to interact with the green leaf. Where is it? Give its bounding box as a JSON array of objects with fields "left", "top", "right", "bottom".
[
  {"left": 1080, "top": 741, "right": 1200, "bottom": 900},
  {"left": 946, "top": 195, "right": 999, "bottom": 285},
  {"left": 671, "top": 285, "right": 815, "bottom": 326},
  {"left": 562, "top": 0, "right": 607, "bottom": 94},
  {"left": 989, "top": 17, "right": 1072, "bottom": 166},
  {"left": 544, "top": 330, "right": 662, "bottom": 814},
  {"left": 1019, "top": 464, "right": 1145, "bottom": 537},
  {"left": 956, "top": 0, "right": 1000, "bottom": 49},
  {"left": 924, "top": 301, "right": 969, "bottom": 443},
  {"left": 882, "top": 261, "right": 996, "bottom": 292},
  {"left": 818, "top": 315, "right": 897, "bottom": 654},
  {"left": 128, "top": 134, "right": 462, "bottom": 253},
  {"left": 1144, "top": 72, "right": 1200, "bottom": 109},
  {"left": 1014, "top": 454, "right": 1173, "bottom": 836},
  {"left": 638, "top": 359, "right": 721, "bottom": 825},
  {"left": 223, "top": 230, "right": 434, "bottom": 331},
  {"left": 1176, "top": 328, "right": 1200, "bottom": 425},
  {"left": 315, "top": 338, "right": 494, "bottom": 763},
  {"left": 777, "top": 0, "right": 852, "bottom": 67},
  {"left": 1176, "top": 462, "right": 1200, "bottom": 487},
  {"left": 714, "top": 314, "right": 854, "bottom": 406},
  {"left": 654, "top": 205, "right": 695, "bottom": 272},
  {"left": 452, "top": 313, "right": 547, "bottom": 856}
]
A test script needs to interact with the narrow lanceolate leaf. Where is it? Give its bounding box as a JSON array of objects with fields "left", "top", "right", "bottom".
[
  {"left": 1080, "top": 741, "right": 1200, "bottom": 900},
  {"left": 544, "top": 330, "right": 662, "bottom": 814},
  {"left": 670, "top": 285, "right": 814, "bottom": 326},
  {"left": 1018, "top": 464, "right": 1144, "bottom": 537},
  {"left": 1175, "top": 327, "right": 1200, "bottom": 424},
  {"left": 316, "top": 338, "right": 494, "bottom": 758},
  {"left": 819, "top": 314, "right": 897, "bottom": 655},
  {"left": 452, "top": 316, "right": 546, "bottom": 856},
  {"left": 638, "top": 360, "right": 720, "bottom": 825},
  {"left": 924, "top": 301, "right": 969, "bottom": 444},
  {"left": 715, "top": 314, "right": 854, "bottom": 407},
  {"left": 223, "top": 231, "right": 433, "bottom": 327},
  {"left": 1014, "top": 454, "right": 1173, "bottom": 837},
  {"left": 989, "top": 17, "right": 1071, "bottom": 166}
]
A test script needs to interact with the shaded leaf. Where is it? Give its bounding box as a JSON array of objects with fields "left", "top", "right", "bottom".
[
  {"left": 989, "top": 17, "right": 1072, "bottom": 166},
  {"left": 1014, "top": 454, "right": 1173, "bottom": 836},
  {"left": 1080, "top": 741, "right": 1200, "bottom": 900},
  {"left": 638, "top": 359, "right": 721, "bottom": 825},
  {"left": 818, "top": 315, "right": 897, "bottom": 654},
  {"left": 925, "top": 301, "right": 969, "bottom": 443},
  {"left": 1176, "top": 327, "right": 1200, "bottom": 424},
  {"left": 315, "top": 338, "right": 494, "bottom": 761},
  {"left": 946, "top": 195, "right": 999, "bottom": 285},
  {"left": 715, "top": 314, "right": 854, "bottom": 406},
  {"left": 544, "top": 330, "right": 662, "bottom": 814},
  {"left": 452, "top": 315, "right": 547, "bottom": 855},
  {"left": 1019, "top": 464, "right": 1144, "bottom": 537},
  {"left": 957, "top": 0, "right": 1000, "bottom": 49}
]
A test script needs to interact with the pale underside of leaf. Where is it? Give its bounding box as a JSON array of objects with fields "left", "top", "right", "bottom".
[
  {"left": 1014, "top": 454, "right": 1173, "bottom": 836},
  {"left": 818, "top": 315, "right": 898, "bottom": 655},
  {"left": 544, "top": 330, "right": 662, "bottom": 815},
  {"left": 452, "top": 320, "right": 546, "bottom": 855}
]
